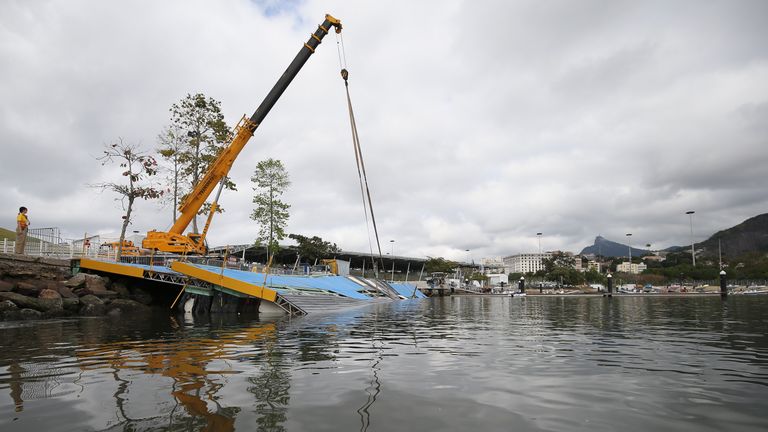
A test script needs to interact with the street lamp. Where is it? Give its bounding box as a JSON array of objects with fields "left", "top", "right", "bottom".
[
  {"left": 465, "top": 249, "right": 470, "bottom": 264},
  {"left": 536, "top": 233, "right": 543, "bottom": 255},
  {"left": 686, "top": 211, "right": 696, "bottom": 267},
  {"left": 626, "top": 233, "right": 632, "bottom": 272},
  {"left": 390, "top": 239, "right": 395, "bottom": 256}
]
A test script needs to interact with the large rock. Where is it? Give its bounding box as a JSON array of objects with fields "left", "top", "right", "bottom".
[
  {"left": 64, "top": 273, "right": 87, "bottom": 288},
  {"left": 57, "top": 285, "right": 77, "bottom": 299},
  {"left": 38, "top": 289, "right": 63, "bottom": 313},
  {"left": 15, "top": 281, "right": 43, "bottom": 297},
  {"left": 19, "top": 308, "right": 43, "bottom": 320},
  {"left": 66, "top": 273, "right": 107, "bottom": 291},
  {"left": 0, "top": 280, "right": 14, "bottom": 292},
  {"left": 0, "top": 291, "right": 58, "bottom": 312},
  {"left": 79, "top": 302, "right": 106, "bottom": 316},
  {"left": 85, "top": 274, "right": 108, "bottom": 292},
  {"left": 106, "top": 298, "right": 151, "bottom": 315},
  {"left": 39, "top": 288, "right": 62, "bottom": 300},
  {"left": 130, "top": 288, "right": 154, "bottom": 305},
  {"left": 79, "top": 294, "right": 106, "bottom": 316},
  {"left": 0, "top": 300, "right": 18, "bottom": 312},
  {"left": 111, "top": 281, "right": 130, "bottom": 298},
  {"left": 0, "top": 254, "right": 71, "bottom": 280},
  {"left": 92, "top": 290, "right": 119, "bottom": 300},
  {"left": 79, "top": 294, "right": 104, "bottom": 306},
  {"left": 62, "top": 297, "right": 80, "bottom": 312}
]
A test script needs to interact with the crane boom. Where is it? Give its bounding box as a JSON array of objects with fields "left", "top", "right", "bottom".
[{"left": 143, "top": 14, "right": 342, "bottom": 254}]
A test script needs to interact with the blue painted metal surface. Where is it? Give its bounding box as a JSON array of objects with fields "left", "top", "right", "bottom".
[
  {"left": 389, "top": 283, "right": 427, "bottom": 298},
  {"left": 191, "top": 264, "right": 374, "bottom": 300}
]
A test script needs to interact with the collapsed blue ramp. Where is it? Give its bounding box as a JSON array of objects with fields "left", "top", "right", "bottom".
[
  {"left": 389, "top": 282, "right": 427, "bottom": 298},
  {"left": 192, "top": 265, "right": 373, "bottom": 300}
]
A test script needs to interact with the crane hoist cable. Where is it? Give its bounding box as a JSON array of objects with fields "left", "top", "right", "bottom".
[
  {"left": 336, "top": 36, "right": 384, "bottom": 276},
  {"left": 342, "top": 69, "right": 385, "bottom": 276}
]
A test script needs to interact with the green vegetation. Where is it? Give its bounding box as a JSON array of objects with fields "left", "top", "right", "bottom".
[
  {"left": 644, "top": 250, "right": 768, "bottom": 280},
  {"left": 251, "top": 158, "right": 291, "bottom": 261},
  {"left": 0, "top": 227, "right": 16, "bottom": 241},
  {"left": 288, "top": 234, "right": 341, "bottom": 262},
  {"left": 424, "top": 257, "right": 458, "bottom": 273}
]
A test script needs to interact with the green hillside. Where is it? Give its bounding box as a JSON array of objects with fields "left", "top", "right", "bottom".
[{"left": 0, "top": 227, "right": 16, "bottom": 241}]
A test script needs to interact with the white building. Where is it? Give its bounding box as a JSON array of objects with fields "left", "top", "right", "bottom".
[
  {"left": 480, "top": 257, "right": 505, "bottom": 273},
  {"left": 486, "top": 273, "right": 509, "bottom": 286},
  {"left": 503, "top": 252, "right": 552, "bottom": 274},
  {"left": 616, "top": 261, "right": 647, "bottom": 274}
]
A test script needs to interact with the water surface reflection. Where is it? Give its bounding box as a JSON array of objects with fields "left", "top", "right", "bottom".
[{"left": 0, "top": 296, "right": 767, "bottom": 431}]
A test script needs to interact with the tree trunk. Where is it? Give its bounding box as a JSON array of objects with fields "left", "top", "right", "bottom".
[{"left": 117, "top": 196, "right": 134, "bottom": 262}]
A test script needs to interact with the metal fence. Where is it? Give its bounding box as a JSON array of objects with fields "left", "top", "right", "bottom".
[{"left": 2, "top": 227, "right": 124, "bottom": 260}]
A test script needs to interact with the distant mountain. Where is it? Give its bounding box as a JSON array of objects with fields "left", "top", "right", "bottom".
[
  {"left": 580, "top": 236, "right": 650, "bottom": 258},
  {"left": 694, "top": 213, "right": 768, "bottom": 259}
]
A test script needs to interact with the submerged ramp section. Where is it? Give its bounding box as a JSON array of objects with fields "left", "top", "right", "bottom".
[
  {"left": 170, "top": 263, "right": 393, "bottom": 315},
  {"left": 390, "top": 282, "right": 428, "bottom": 299}
]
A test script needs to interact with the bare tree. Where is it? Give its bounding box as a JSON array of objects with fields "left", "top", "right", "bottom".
[
  {"left": 157, "top": 125, "right": 186, "bottom": 224},
  {"left": 93, "top": 139, "right": 163, "bottom": 260}
]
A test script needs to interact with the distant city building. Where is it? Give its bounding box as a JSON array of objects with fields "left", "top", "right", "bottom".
[
  {"left": 642, "top": 254, "right": 665, "bottom": 263},
  {"left": 486, "top": 273, "right": 509, "bottom": 286},
  {"left": 587, "top": 260, "right": 601, "bottom": 273},
  {"left": 503, "top": 252, "right": 552, "bottom": 274},
  {"left": 480, "top": 257, "right": 505, "bottom": 273},
  {"left": 617, "top": 261, "right": 647, "bottom": 274}
]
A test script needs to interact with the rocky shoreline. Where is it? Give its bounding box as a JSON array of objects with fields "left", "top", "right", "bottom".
[{"left": 0, "top": 253, "right": 155, "bottom": 321}]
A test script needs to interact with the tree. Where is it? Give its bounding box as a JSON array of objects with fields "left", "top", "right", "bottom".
[
  {"left": 156, "top": 125, "right": 185, "bottom": 224},
  {"left": 541, "top": 252, "right": 584, "bottom": 285},
  {"left": 168, "top": 93, "right": 233, "bottom": 233},
  {"left": 251, "top": 158, "right": 291, "bottom": 261},
  {"left": 93, "top": 139, "right": 162, "bottom": 260},
  {"left": 424, "top": 257, "right": 458, "bottom": 273},
  {"left": 289, "top": 234, "right": 341, "bottom": 263}
]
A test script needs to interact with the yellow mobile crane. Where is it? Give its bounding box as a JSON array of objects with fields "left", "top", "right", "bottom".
[{"left": 143, "top": 15, "right": 342, "bottom": 254}]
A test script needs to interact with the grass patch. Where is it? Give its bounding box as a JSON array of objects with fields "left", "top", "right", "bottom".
[{"left": 0, "top": 227, "right": 16, "bottom": 241}]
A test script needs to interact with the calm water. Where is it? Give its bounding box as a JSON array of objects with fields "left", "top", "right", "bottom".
[{"left": 1, "top": 295, "right": 767, "bottom": 431}]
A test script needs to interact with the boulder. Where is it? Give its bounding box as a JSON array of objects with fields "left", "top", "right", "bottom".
[
  {"left": 2, "top": 310, "right": 22, "bottom": 321},
  {"left": 19, "top": 308, "right": 43, "bottom": 320},
  {"left": 38, "top": 288, "right": 62, "bottom": 300},
  {"left": 79, "top": 294, "right": 104, "bottom": 307},
  {"left": 92, "top": 290, "right": 119, "bottom": 300},
  {"left": 0, "top": 280, "right": 14, "bottom": 292},
  {"left": 15, "top": 281, "right": 43, "bottom": 297},
  {"left": 79, "top": 302, "right": 106, "bottom": 316},
  {"left": 0, "top": 291, "right": 56, "bottom": 312},
  {"left": 58, "top": 285, "right": 77, "bottom": 299},
  {"left": 65, "top": 273, "right": 87, "bottom": 288},
  {"left": 130, "top": 288, "right": 154, "bottom": 305},
  {"left": 62, "top": 297, "right": 80, "bottom": 312},
  {"left": 0, "top": 299, "right": 18, "bottom": 312},
  {"left": 85, "top": 274, "right": 107, "bottom": 292},
  {"left": 111, "top": 281, "right": 130, "bottom": 298},
  {"left": 106, "top": 298, "right": 151, "bottom": 314},
  {"left": 38, "top": 289, "right": 64, "bottom": 313}
]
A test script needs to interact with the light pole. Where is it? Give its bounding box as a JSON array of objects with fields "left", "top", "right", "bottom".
[
  {"left": 536, "top": 232, "right": 542, "bottom": 255},
  {"left": 465, "top": 249, "right": 470, "bottom": 264},
  {"left": 389, "top": 239, "right": 395, "bottom": 282},
  {"left": 686, "top": 211, "right": 696, "bottom": 267},
  {"left": 626, "top": 233, "right": 632, "bottom": 270}
]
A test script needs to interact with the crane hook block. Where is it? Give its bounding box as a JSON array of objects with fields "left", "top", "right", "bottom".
[{"left": 341, "top": 68, "right": 349, "bottom": 82}]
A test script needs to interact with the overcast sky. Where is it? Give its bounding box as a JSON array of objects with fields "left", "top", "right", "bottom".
[{"left": 1, "top": 0, "right": 766, "bottom": 261}]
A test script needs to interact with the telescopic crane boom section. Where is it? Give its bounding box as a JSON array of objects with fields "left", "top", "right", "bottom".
[{"left": 143, "top": 14, "right": 342, "bottom": 254}]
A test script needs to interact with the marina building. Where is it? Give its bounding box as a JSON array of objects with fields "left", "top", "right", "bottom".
[
  {"left": 503, "top": 252, "right": 553, "bottom": 274},
  {"left": 616, "top": 261, "right": 647, "bottom": 274}
]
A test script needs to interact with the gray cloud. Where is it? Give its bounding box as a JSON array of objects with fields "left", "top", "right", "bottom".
[{"left": 1, "top": 0, "right": 766, "bottom": 261}]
